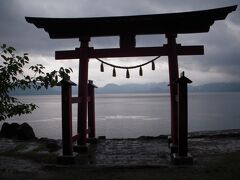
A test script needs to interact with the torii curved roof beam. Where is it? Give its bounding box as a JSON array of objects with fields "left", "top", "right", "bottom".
[{"left": 25, "top": 5, "right": 237, "bottom": 39}]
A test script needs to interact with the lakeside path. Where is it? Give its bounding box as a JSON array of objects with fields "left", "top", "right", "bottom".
[{"left": 1, "top": 129, "right": 240, "bottom": 179}]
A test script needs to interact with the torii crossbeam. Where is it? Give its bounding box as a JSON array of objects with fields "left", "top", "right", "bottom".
[{"left": 26, "top": 5, "right": 237, "bottom": 157}]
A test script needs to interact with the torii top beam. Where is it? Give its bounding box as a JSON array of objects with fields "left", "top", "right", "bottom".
[{"left": 25, "top": 5, "right": 237, "bottom": 39}]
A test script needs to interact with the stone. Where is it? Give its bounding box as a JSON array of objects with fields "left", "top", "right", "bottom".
[
  {"left": 0, "top": 122, "right": 10, "bottom": 138},
  {"left": 38, "top": 138, "right": 61, "bottom": 152},
  {"left": 16, "top": 123, "right": 36, "bottom": 140},
  {"left": 98, "top": 136, "right": 106, "bottom": 140},
  {"left": 38, "top": 137, "right": 49, "bottom": 142},
  {"left": 0, "top": 122, "right": 20, "bottom": 138},
  {"left": 46, "top": 140, "right": 61, "bottom": 152}
]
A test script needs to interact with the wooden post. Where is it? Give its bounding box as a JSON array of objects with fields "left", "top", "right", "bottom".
[
  {"left": 77, "top": 37, "right": 90, "bottom": 150},
  {"left": 88, "top": 80, "right": 98, "bottom": 143},
  {"left": 57, "top": 79, "right": 76, "bottom": 164},
  {"left": 166, "top": 33, "right": 179, "bottom": 152},
  {"left": 173, "top": 72, "right": 193, "bottom": 164}
]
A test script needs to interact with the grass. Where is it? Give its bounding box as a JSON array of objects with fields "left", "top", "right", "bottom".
[
  {"left": 45, "top": 155, "right": 240, "bottom": 180},
  {"left": 46, "top": 151, "right": 240, "bottom": 180},
  {"left": 1, "top": 151, "right": 239, "bottom": 180}
]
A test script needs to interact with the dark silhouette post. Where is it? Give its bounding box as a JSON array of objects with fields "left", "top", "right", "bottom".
[
  {"left": 75, "top": 37, "right": 91, "bottom": 152},
  {"left": 88, "top": 80, "right": 97, "bottom": 140},
  {"left": 57, "top": 79, "right": 76, "bottom": 164},
  {"left": 166, "top": 33, "right": 179, "bottom": 153},
  {"left": 173, "top": 72, "right": 193, "bottom": 164}
]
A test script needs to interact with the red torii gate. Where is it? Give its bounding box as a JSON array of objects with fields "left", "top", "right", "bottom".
[{"left": 26, "top": 5, "right": 236, "bottom": 164}]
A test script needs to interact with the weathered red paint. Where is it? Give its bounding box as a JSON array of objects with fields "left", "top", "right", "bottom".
[
  {"left": 60, "top": 80, "right": 76, "bottom": 155},
  {"left": 77, "top": 37, "right": 90, "bottom": 146},
  {"left": 72, "top": 134, "right": 80, "bottom": 143},
  {"left": 177, "top": 72, "right": 192, "bottom": 156},
  {"left": 166, "top": 33, "right": 179, "bottom": 147},
  {"left": 25, "top": 6, "right": 237, "bottom": 39},
  {"left": 55, "top": 45, "right": 204, "bottom": 59},
  {"left": 88, "top": 81, "right": 97, "bottom": 138}
]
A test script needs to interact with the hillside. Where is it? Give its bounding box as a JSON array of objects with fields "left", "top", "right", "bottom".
[{"left": 10, "top": 82, "right": 240, "bottom": 95}]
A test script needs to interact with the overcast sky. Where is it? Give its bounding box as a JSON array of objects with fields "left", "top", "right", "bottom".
[{"left": 0, "top": 0, "right": 239, "bottom": 87}]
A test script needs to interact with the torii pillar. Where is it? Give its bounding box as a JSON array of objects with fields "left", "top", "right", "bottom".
[
  {"left": 76, "top": 37, "right": 90, "bottom": 150},
  {"left": 166, "top": 33, "right": 179, "bottom": 151}
]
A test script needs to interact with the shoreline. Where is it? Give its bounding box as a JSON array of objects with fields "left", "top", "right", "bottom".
[
  {"left": 2, "top": 126, "right": 240, "bottom": 141},
  {"left": 1, "top": 128, "right": 240, "bottom": 179}
]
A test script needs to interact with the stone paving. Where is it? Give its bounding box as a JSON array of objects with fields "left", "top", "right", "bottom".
[
  {"left": 82, "top": 139, "right": 171, "bottom": 167},
  {"left": 75, "top": 134, "right": 240, "bottom": 167}
]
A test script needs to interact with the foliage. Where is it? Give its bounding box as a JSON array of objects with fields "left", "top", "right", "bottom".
[{"left": 0, "top": 44, "right": 73, "bottom": 121}]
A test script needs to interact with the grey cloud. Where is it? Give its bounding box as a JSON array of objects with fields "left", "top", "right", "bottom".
[{"left": 0, "top": 0, "right": 239, "bottom": 84}]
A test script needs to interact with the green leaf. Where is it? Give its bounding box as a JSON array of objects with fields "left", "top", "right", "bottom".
[
  {"left": 7, "top": 48, "right": 12, "bottom": 54},
  {"left": 0, "top": 44, "right": 75, "bottom": 121},
  {"left": 23, "top": 56, "right": 29, "bottom": 61},
  {"left": 2, "top": 44, "right": 6, "bottom": 48},
  {"left": 65, "top": 69, "right": 70, "bottom": 74},
  {"left": 9, "top": 46, "right": 15, "bottom": 51},
  {"left": 1, "top": 55, "right": 7, "bottom": 60}
]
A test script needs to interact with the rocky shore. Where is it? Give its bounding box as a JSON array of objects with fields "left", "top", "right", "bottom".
[{"left": 1, "top": 124, "right": 240, "bottom": 179}]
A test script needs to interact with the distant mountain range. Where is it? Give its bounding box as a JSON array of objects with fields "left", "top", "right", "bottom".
[
  {"left": 9, "top": 86, "right": 61, "bottom": 96},
  {"left": 96, "top": 82, "right": 240, "bottom": 94},
  {"left": 96, "top": 82, "right": 170, "bottom": 94},
  {"left": 10, "top": 82, "right": 240, "bottom": 96}
]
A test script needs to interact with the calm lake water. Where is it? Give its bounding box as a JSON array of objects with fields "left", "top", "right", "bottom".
[{"left": 1, "top": 92, "right": 240, "bottom": 139}]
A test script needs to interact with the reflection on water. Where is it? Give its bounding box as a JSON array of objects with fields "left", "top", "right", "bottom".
[{"left": 1, "top": 93, "right": 240, "bottom": 139}]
